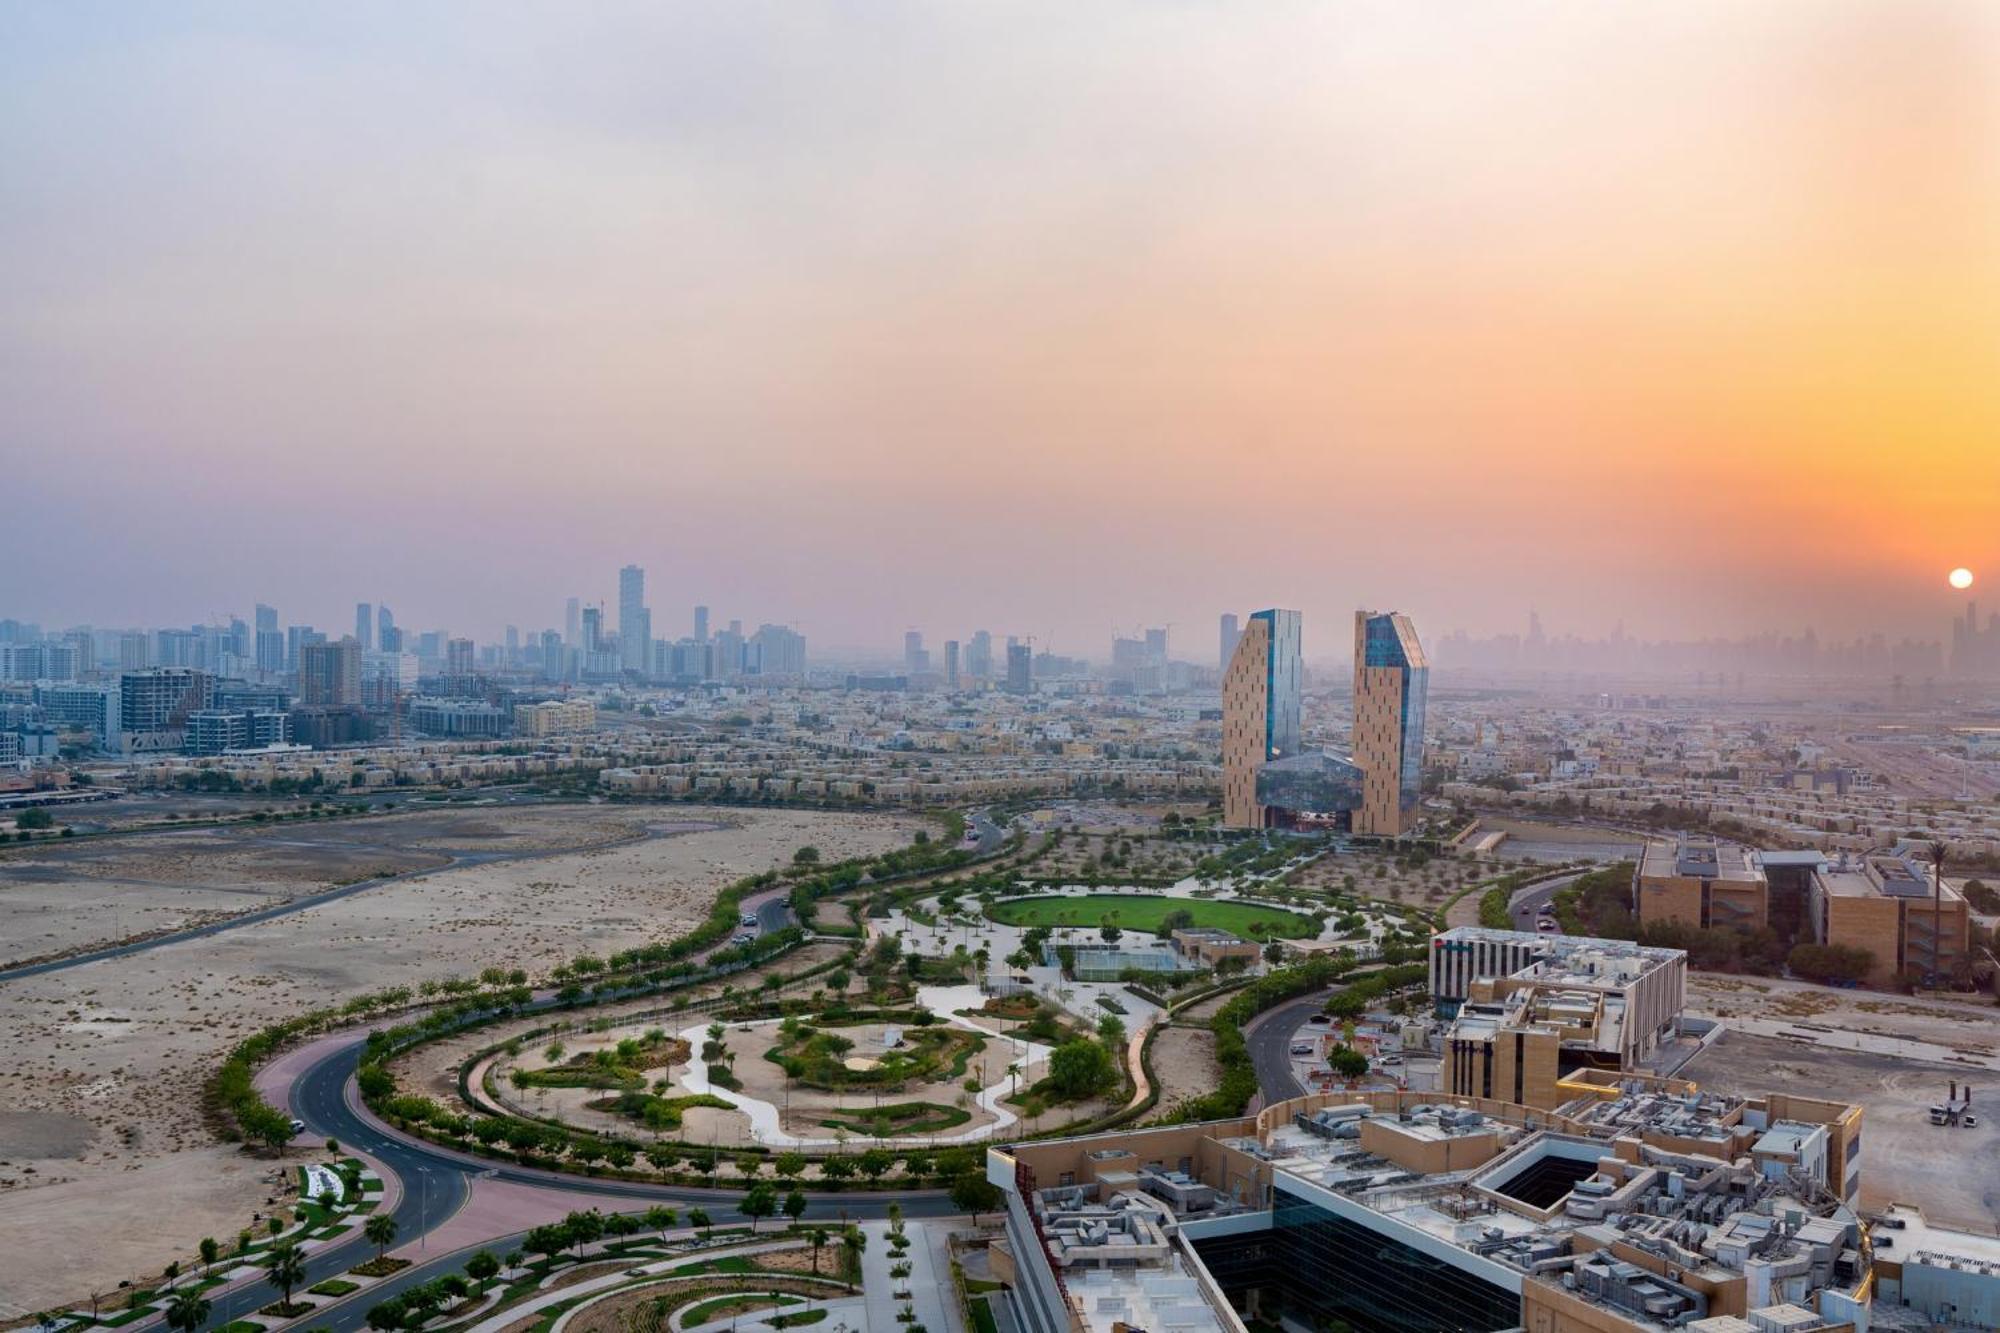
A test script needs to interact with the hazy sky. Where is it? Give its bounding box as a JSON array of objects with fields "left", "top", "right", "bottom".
[{"left": 4, "top": 2, "right": 1997, "bottom": 656}]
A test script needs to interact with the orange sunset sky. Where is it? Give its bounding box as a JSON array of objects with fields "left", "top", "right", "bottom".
[{"left": 3, "top": 2, "right": 1996, "bottom": 654}]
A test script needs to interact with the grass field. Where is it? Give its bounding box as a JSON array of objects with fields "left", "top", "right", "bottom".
[{"left": 985, "top": 894, "right": 1317, "bottom": 940}]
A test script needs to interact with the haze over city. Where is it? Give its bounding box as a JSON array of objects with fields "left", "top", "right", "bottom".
[
  {"left": 7, "top": 9, "right": 2000, "bottom": 1333},
  {"left": 6, "top": 2, "right": 1999, "bottom": 647}
]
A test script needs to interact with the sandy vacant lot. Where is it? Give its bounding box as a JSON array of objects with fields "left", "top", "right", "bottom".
[
  {"left": 1682, "top": 1030, "right": 2000, "bottom": 1230},
  {"left": 0, "top": 804, "right": 920, "bottom": 1314}
]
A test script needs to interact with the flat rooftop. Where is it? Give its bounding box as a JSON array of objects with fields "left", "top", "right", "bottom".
[
  {"left": 1641, "top": 836, "right": 1763, "bottom": 883},
  {"left": 1814, "top": 853, "right": 1963, "bottom": 903}
]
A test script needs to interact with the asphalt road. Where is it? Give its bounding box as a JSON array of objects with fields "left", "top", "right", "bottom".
[
  {"left": 1245, "top": 989, "right": 1342, "bottom": 1105},
  {"left": 190, "top": 1034, "right": 961, "bottom": 1333},
  {"left": 1507, "top": 871, "right": 1582, "bottom": 933}
]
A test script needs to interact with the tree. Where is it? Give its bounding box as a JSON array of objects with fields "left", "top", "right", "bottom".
[
  {"left": 773, "top": 1151, "right": 806, "bottom": 1180},
  {"left": 808, "top": 1225, "right": 829, "bottom": 1274},
  {"left": 265, "top": 1241, "right": 307, "bottom": 1310},
  {"left": 465, "top": 1250, "right": 500, "bottom": 1292},
  {"left": 1099, "top": 918, "right": 1122, "bottom": 944},
  {"left": 563, "top": 1209, "right": 605, "bottom": 1257},
  {"left": 364, "top": 1213, "right": 399, "bottom": 1262},
  {"left": 840, "top": 1226, "right": 866, "bottom": 1291},
  {"left": 1047, "top": 1039, "right": 1116, "bottom": 1100},
  {"left": 783, "top": 1188, "right": 808, "bottom": 1225},
  {"left": 741, "top": 1181, "right": 778, "bottom": 1232},
  {"left": 365, "top": 1298, "right": 406, "bottom": 1332},
  {"left": 1262, "top": 940, "right": 1286, "bottom": 965},
  {"left": 856, "top": 1148, "right": 893, "bottom": 1180},
  {"left": 163, "top": 1287, "right": 211, "bottom": 1333},
  {"left": 688, "top": 1207, "right": 712, "bottom": 1240},
  {"left": 523, "top": 1225, "right": 568, "bottom": 1265},
  {"left": 198, "top": 1236, "right": 220, "bottom": 1275},
  {"left": 1327, "top": 1046, "right": 1370, "bottom": 1079},
  {"left": 950, "top": 1172, "right": 1002, "bottom": 1224},
  {"left": 794, "top": 846, "right": 822, "bottom": 865},
  {"left": 736, "top": 1152, "right": 764, "bottom": 1179},
  {"left": 643, "top": 1205, "right": 676, "bottom": 1240},
  {"left": 17, "top": 808, "right": 54, "bottom": 831}
]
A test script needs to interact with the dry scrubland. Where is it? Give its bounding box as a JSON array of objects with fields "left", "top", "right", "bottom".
[{"left": 0, "top": 804, "right": 920, "bottom": 1313}]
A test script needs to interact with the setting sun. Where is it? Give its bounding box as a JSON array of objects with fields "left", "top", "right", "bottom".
[{"left": 1949, "top": 567, "right": 1975, "bottom": 590}]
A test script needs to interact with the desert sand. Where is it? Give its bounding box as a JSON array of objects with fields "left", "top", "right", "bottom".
[{"left": 0, "top": 804, "right": 921, "bottom": 1314}]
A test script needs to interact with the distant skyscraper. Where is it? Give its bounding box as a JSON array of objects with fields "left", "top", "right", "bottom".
[
  {"left": 904, "top": 630, "right": 929, "bottom": 676},
  {"left": 967, "top": 630, "right": 993, "bottom": 681},
  {"left": 540, "top": 629, "right": 566, "bottom": 683},
  {"left": 944, "top": 639, "right": 960, "bottom": 689},
  {"left": 355, "top": 603, "right": 374, "bottom": 651},
  {"left": 377, "top": 605, "right": 396, "bottom": 651},
  {"left": 446, "top": 637, "right": 476, "bottom": 676},
  {"left": 254, "top": 604, "right": 284, "bottom": 673},
  {"left": 1352, "top": 610, "right": 1429, "bottom": 838},
  {"left": 1145, "top": 626, "right": 1168, "bottom": 665},
  {"left": 503, "top": 624, "right": 519, "bottom": 665},
  {"left": 1221, "top": 609, "right": 1301, "bottom": 828},
  {"left": 581, "top": 606, "right": 602, "bottom": 653},
  {"left": 750, "top": 624, "right": 807, "bottom": 677},
  {"left": 565, "top": 597, "right": 582, "bottom": 646},
  {"left": 299, "top": 640, "right": 361, "bottom": 708},
  {"left": 1004, "top": 642, "right": 1032, "bottom": 694},
  {"left": 255, "top": 603, "right": 278, "bottom": 635},
  {"left": 1219, "top": 613, "right": 1241, "bottom": 671},
  {"left": 693, "top": 605, "right": 710, "bottom": 643},
  {"left": 618, "top": 564, "right": 649, "bottom": 672}
]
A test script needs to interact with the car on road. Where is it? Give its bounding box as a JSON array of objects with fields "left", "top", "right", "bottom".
[
  {"left": 1536, "top": 917, "right": 1560, "bottom": 933},
  {"left": 739, "top": 913, "right": 758, "bottom": 926},
  {"left": 732, "top": 932, "right": 756, "bottom": 945},
  {"left": 288, "top": 1118, "right": 305, "bottom": 1136}
]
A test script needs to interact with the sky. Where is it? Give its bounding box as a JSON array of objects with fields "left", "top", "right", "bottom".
[{"left": 4, "top": 2, "right": 1998, "bottom": 659}]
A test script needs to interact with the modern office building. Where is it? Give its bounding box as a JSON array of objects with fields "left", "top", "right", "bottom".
[
  {"left": 1352, "top": 609, "right": 1429, "bottom": 837},
  {"left": 904, "top": 630, "right": 930, "bottom": 676},
  {"left": 619, "top": 564, "right": 648, "bottom": 672},
  {"left": 1806, "top": 851, "right": 1971, "bottom": 989},
  {"left": 445, "top": 637, "right": 476, "bottom": 678},
  {"left": 988, "top": 1075, "right": 1871, "bottom": 1333},
  {"left": 1636, "top": 836, "right": 1770, "bottom": 934},
  {"left": 693, "top": 605, "right": 710, "bottom": 643},
  {"left": 116, "top": 668, "right": 214, "bottom": 751},
  {"left": 298, "top": 639, "right": 361, "bottom": 708},
  {"left": 1220, "top": 608, "right": 1301, "bottom": 827},
  {"left": 1218, "top": 613, "right": 1241, "bottom": 671},
  {"left": 968, "top": 629, "right": 994, "bottom": 681},
  {"left": 944, "top": 639, "right": 961, "bottom": 689},
  {"left": 1005, "top": 642, "right": 1034, "bottom": 694},
  {"left": 565, "top": 597, "right": 582, "bottom": 646},
  {"left": 377, "top": 605, "right": 398, "bottom": 653},
  {"left": 581, "top": 606, "right": 602, "bottom": 654},
  {"left": 354, "top": 602, "right": 374, "bottom": 651},
  {"left": 749, "top": 623, "right": 807, "bottom": 677},
  {"left": 1432, "top": 927, "right": 1689, "bottom": 1109}
]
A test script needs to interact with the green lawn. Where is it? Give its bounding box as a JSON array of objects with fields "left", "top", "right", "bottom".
[{"left": 986, "top": 894, "right": 1316, "bottom": 940}]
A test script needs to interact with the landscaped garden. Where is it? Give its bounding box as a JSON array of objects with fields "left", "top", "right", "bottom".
[
  {"left": 763, "top": 1014, "right": 985, "bottom": 1091},
  {"left": 985, "top": 893, "right": 1318, "bottom": 940}
]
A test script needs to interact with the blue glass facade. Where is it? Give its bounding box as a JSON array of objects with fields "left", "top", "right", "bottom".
[{"left": 1253, "top": 608, "right": 1301, "bottom": 762}]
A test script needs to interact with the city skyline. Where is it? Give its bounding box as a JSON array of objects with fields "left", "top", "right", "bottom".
[{"left": 5, "top": 4, "right": 1997, "bottom": 645}]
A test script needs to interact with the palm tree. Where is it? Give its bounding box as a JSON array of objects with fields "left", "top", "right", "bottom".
[
  {"left": 265, "top": 1242, "right": 307, "bottom": 1311},
  {"left": 363, "top": 1213, "right": 398, "bottom": 1263},
  {"left": 808, "top": 1226, "right": 828, "bottom": 1275},
  {"left": 163, "top": 1287, "right": 211, "bottom": 1333}
]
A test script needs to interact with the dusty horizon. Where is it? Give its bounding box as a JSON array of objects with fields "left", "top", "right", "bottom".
[{"left": 4, "top": 2, "right": 1996, "bottom": 648}]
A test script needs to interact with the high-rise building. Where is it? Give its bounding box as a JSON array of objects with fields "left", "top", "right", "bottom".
[
  {"left": 116, "top": 631, "right": 149, "bottom": 670},
  {"left": 565, "top": 597, "right": 582, "bottom": 646},
  {"left": 355, "top": 602, "right": 374, "bottom": 651},
  {"left": 750, "top": 624, "right": 807, "bottom": 677},
  {"left": 1004, "top": 642, "right": 1033, "bottom": 694},
  {"left": 1218, "top": 613, "right": 1241, "bottom": 670},
  {"left": 581, "top": 606, "right": 602, "bottom": 653},
  {"left": 618, "top": 564, "right": 649, "bottom": 672},
  {"left": 446, "top": 637, "right": 476, "bottom": 677},
  {"left": 967, "top": 630, "right": 993, "bottom": 681},
  {"left": 693, "top": 605, "right": 710, "bottom": 643},
  {"left": 711, "top": 626, "right": 745, "bottom": 679},
  {"left": 903, "top": 630, "right": 928, "bottom": 676},
  {"left": 539, "top": 630, "right": 566, "bottom": 683},
  {"left": 1145, "top": 626, "right": 1168, "bottom": 665},
  {"left": 298, "top": 639, "right": 362, "bottom": 708},
  {"left": 1352, "top": 610, "right": 1428, "bottom": 837},
  {"left": 1221, "top": 608, "right": 1302, "bottom": 827},
  {"left": 944, "top": 639, "right": 960, "bottom": 689},
  {"left": 377, "top": 605, "right": 397, "bottom": 653},
  {"left": 117, "top": 667, "right": 214, "bottom": 750}
]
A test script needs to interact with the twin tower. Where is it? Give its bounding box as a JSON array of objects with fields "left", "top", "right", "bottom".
[{"left": 1221, "top": 609, "right": 1428, "bottom": 836}]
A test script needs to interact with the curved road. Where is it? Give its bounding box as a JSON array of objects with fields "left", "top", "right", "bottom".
[{"left": 189, "top": 1034, "right": 958, "bottom": 1333}]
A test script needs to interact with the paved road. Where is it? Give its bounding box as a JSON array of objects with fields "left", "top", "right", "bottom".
[
  {"left": 188, "top": 1034, "right": 961, "bottom": 1333},
  {"left": 1245, "top": 989, "right": 1341, "bottom": 1105},
  {"left": 1507, "top": 871, "right": 1581, "bottom": 933}
]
